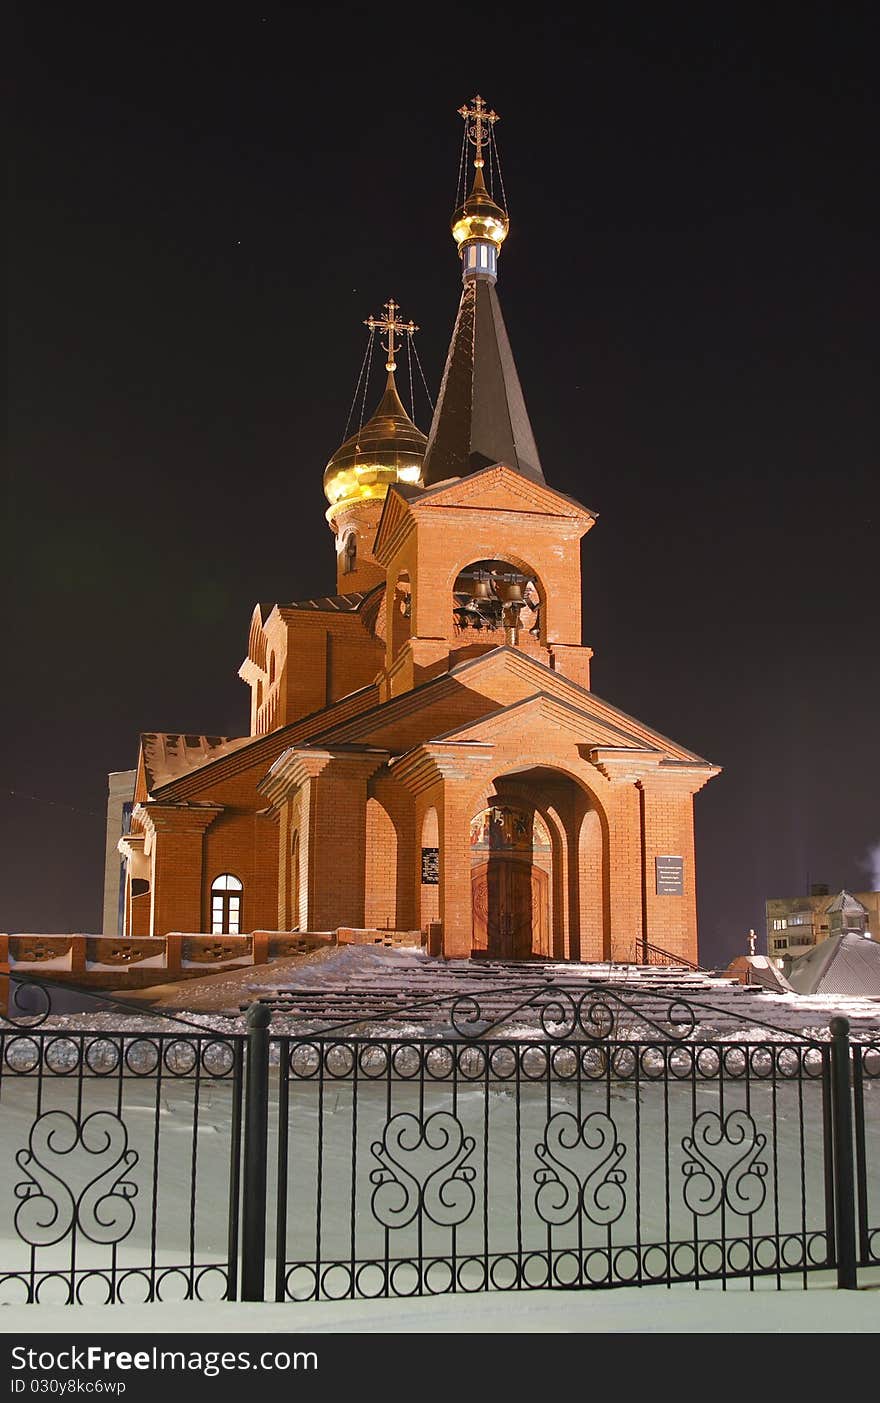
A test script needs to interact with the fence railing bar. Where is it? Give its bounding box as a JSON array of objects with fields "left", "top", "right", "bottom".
[
  {"left": 226, "top": 1039, "right": 244, "bottom": 1300},
  {"left": 275, "top": 1036, "right": 290, "bottom": 1303},
  {"left": 829, "top": 1018, "right": 858, "bottom": 1288},
  {"left": 820, "top": 1045, "right": 836, "bottom": 1276},
  {"left": 851, "top": 1044, "right": 870, "bottom": 1266},
  {"left": 241, "top": 1005, "right": 270, "bottom": 1301}
]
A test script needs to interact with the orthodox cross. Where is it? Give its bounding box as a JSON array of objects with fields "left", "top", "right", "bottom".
[
  {"left": 364, "top": 298, "right": 418, "bottom": 372},
  {"left": 458, "top": 94, "right": 500, "bottom": 169}
]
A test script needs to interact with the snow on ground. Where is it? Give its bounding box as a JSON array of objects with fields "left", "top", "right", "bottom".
[
  {"left": 10, "top": 944, "right": 880, "bottom": 1042},
  {"left": 2, "top": 1276, "right": 879, "bottom": 1335}
]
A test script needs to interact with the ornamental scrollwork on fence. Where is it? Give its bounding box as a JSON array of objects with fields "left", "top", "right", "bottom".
[
  {"left": 447, "top": 982, "right": 697, "bottom": 1043},
  {"left": 1, "top": 975, "right": 52, "bottom": 1029},
  {"left": 534, "top": 1110, "right": 626, "bottom": 1226},
  {"left": 369, "top": 1111, "right": 476, "bottom": 1231},
  {"left": 14, "top": 1110, "right": 139, "bottom": 1247},
  {"left": 681, "top": 1109, "right": 768, "bottom": 1218}
]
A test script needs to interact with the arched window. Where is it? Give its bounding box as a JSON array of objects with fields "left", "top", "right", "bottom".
[
  {"left": 211, "top": 873, "right": 243, "bottom": 935},
  {"left": 342, "top": 530, "right": 357, "bottom": 574},
  {"left": 268, "top": 652, "right": 276, "bottom": 684}
]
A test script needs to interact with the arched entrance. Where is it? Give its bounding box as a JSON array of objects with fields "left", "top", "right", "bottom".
[{"left": 470, "top": 804, "right": 551, "bottom": 959}]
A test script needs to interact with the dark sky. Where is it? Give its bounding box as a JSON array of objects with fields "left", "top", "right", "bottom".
[{"left": 5, "top": 3, "right": 878, "bottom": 966}]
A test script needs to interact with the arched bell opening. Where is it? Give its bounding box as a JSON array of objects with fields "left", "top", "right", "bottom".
[{"left": 452, "top": 558, "right": 541, "bottom": 648}]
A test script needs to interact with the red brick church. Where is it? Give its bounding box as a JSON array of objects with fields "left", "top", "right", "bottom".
[{"left": 115, "top": 97, "right": 719, "bottom": 964}]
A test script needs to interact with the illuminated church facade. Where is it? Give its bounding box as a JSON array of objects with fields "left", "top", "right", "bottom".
[{"left": 116, "top": 97, "right": 719, "bottom": 964}]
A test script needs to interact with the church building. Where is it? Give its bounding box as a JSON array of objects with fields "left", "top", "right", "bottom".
[{"left": 115, "top": 97, "right": 720, "bottom": 965}]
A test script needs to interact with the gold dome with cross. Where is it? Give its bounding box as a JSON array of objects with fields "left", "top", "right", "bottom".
[{"left": 323, "top": 299, "right": 427, "bottom": 523}]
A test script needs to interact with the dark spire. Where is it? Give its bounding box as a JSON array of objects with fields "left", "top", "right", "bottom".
[
  {"left": 421, "top": 93, "right": 545, "bottom": 488},
  {"left": 421, "top": 279, "right": 544, "bottom": 486}
]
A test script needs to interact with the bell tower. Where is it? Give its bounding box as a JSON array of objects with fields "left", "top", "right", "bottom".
[{"left": 374, "top": 96, "right": 597, "bottom": 699}]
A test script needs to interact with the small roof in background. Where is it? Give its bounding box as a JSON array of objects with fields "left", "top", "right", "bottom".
[
  {"left": 787, "top": 931, "right": 880, "bottom": 997},
  {"left": 824, "top": 889, "right": 869, "bottom": 916}
]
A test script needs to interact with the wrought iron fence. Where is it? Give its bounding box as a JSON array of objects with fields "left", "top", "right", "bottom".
[{"left": 0, "top": 971, "right": 877, "bottom": 1305}]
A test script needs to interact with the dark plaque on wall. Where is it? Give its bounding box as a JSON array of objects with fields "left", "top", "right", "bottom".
[
  {"left": 421, "top": 847, "right": 440, "bottom": 884},
  {"left": 655, "top": 855, "right": 684, "bottom": 895}
]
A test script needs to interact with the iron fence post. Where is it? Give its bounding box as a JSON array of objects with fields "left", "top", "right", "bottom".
[
  {"left": 829, "top": 1017, "right": 858, "bottom": 1289},
  {"left": 242, "top": 1003, "right": 271, "bottom": 1301}
]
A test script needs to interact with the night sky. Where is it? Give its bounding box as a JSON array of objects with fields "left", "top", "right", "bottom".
[{"left": 6, "top": 4, "right": 878, "bottom": 966}]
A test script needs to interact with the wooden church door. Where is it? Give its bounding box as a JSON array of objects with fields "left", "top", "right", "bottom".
[{"left": 472, "top": 859, "right": 548, "bottom": 959}]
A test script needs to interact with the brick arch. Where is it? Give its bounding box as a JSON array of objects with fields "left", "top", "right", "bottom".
[
  {"left": 470, "top": 762, "right": 612, "bottom": 961},
  {"left": 470, "top": 761, "right": 611, "bottom": 839},
  {"left": 360, "top": 585, "right": 387, "bottom": 643},
  {"left": 443, "top": 552, "right": 546, "bottom": 617},
  {"left": 340, "top": 526, "right": 358, "bottom": 574},
  {"left": 247, "top": 608, "right": 267, "bottom": 670},
  {"left": 365, "top": 796, "right": 398, "bottom": 929}
]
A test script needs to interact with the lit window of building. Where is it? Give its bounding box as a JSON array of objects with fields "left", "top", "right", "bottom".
[{"left": 211, "top": 873, "right": 242, "bottom": 934}]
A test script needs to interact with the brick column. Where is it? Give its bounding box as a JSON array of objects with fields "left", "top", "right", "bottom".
[
  {"left": 136, "top": 804, "right": 222, "bottom": 936},
  {"left": 117, "top": 833, "right": 148, "bottom": 937},
  {"left": 261, "top": 748, "right": 389, "bottom": 932},
  {"left": 391, "top": 743, "right": 495, "bottom": 960},
  {"left": 637, "top": 766, "right": 718, "bottom": 965},
  {"left": 437, "top": 784, "right": 476, "bottom": 959},
  {"left": 588, "top": 752, "right": 646, "bottom": 963}
]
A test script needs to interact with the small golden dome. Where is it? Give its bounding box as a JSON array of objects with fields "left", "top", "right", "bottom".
[
  {"left": 451, "top": 165, "right": 509, "bottom": 250},
  {"left": 323, "top": 372, "right": 427, "bottom": 522}
]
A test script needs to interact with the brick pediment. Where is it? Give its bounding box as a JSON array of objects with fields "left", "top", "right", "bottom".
[
  {"left": 415, "top": 464, "right": 596, "bottom": 523},
  {"left": 429, "top": 693, "right": 660, "bottom": 753},
  {"left": 306, "top": 645, "right": 712, "bottom": 765}
]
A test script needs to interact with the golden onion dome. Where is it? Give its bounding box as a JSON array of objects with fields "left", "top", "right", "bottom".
[
  {"left": 451, "top": 164, "right": 509, "bottom": 250},
  {"left": 323, "top": 371, "right": 427, "bottom": 521}
]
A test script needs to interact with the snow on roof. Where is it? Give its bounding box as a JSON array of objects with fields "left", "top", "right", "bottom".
[
  {"left": 787, "top": 931, "right": 880, "bottom": 997},
  {"left": 141, "top": 733, "right": 250, "bottom": 791},
  {"left": 281, "top": 591, "right": 369, "bottom": 613},
  {"left": 824, "top": 889, "right": 869, "bottom": 916}
]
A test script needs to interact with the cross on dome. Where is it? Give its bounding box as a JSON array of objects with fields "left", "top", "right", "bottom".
[
  {"left": 364, "top": 298, "right": 419, "bottom": 373},
  {"left": 458, "top": 94, "right": 500, "bottom": 169}
]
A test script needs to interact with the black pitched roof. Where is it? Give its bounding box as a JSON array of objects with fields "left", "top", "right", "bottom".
[{"left": 421, "top": 278, "right": 544, "bottom": 487}]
